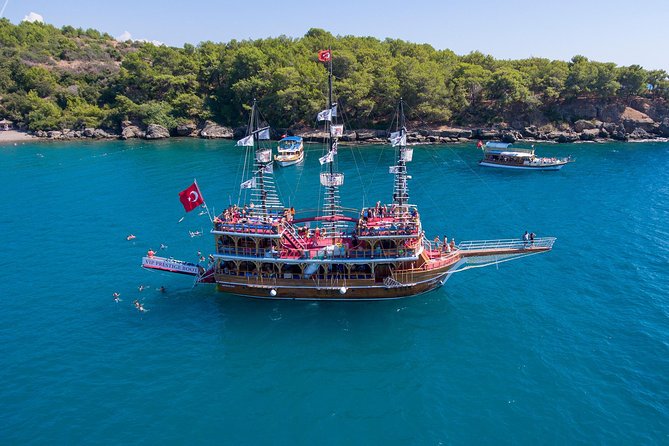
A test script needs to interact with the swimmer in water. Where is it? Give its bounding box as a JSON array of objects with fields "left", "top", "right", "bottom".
[
  {"left": 113, "top": 292, "right": 122, "bottom": 303},
  {"left": 133, "top": 300, "right": 147, "bottom": 312},
  {"left": 159, "top": 286, "right": 166, "bottom": 293},
  {"left": 126, "top": 234, "right": 136, "bottom": 241},
  {"left": 160, "top": 244, "right": 168, "bottom": 250},
  {"left": 138, "top": 285, "right": 145, "bottom": 292}
]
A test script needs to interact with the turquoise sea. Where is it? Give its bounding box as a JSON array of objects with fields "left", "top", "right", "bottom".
[{"left": 1, "top": 138, "right": 668, "bottom": 444}]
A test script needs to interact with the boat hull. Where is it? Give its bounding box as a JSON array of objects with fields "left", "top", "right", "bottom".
[
  {"left": 215, "top": 277, "right": 445, "bottom": 301},
  {"left": 275, "top": 151, "right": 304, "bottom": 167},
  {"left": 479, "top": 161, "right": 567, "bottom": 171},
  {"left": 211, "top": 259, "right": 463, "bottom": 301}
]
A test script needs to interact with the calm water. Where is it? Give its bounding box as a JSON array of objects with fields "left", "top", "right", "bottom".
[{"left": 1, "top": 138, "right": 668, "bottom": 444}]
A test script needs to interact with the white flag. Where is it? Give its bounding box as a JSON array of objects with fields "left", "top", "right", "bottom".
[
  {"left": 240, "top": 178, "right": 256, "bottom": 189},
  {"left": 390, "top": 131, "right": 401, "bottom": 139},
  {"left": 331, "top": 104, "right": 338, "bottom": 117},
  {"left": 237, "top": 135, "right": 253, "bottom": 146},
  {"left": 262, "top": 163, "right": 273, "bottom": 174},
  {"left": 319, "top": 151, "right": 334, "bottom": 165},
  {"left": 389, "top": 166, "right": 401, "bottom": 174},
  {"left": 257, "top": 127, "right": 270, "bottom": 140},
  {"left": 331, "top": 140, "right": 338, "bottom": 155},
  {"left": 317, "top": 108, "right": 332, "bottom": 122},
  {"left": 390, "top": 134, "right": 406, "bottom": 147},
  {"left": 331, "top": 124, "right": 344, "bottom": 137}
]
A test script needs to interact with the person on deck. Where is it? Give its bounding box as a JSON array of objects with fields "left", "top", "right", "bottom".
[
  {"left": 147, "top": 249, "right": 156, "bottom": 258},
  {"left": 450, "top": 238, "right": 456, "bottom": 251}
]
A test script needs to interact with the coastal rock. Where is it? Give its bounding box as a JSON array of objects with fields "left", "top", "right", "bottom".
[
  {"left": 501, "top": 130, "right": 522, "bottom": 143},
  {"left": 145, "top": 124, "right": 170, "bottom": 140},
  {"left": 356, "top": 129, "right": 388, "bottom": 140},
  {"left": 47, "top": 130, "right": 63, "bottom": 139},
  {"left": 611, "top": 129, "right": 628, "bottom": 141},
  {"left": 573, "top": 119, "right": 598, "bottom": 132},
  {"left": 200, "top": 122, "right": 233, "bottom": 139},
  {"left": 547, "top": 131, "right": 578, "bottom": 143},
  {"left": 438, "top": 128, "right": 473, "bottom": 139},
  {"left": 298, "top": 130, "right": 328, "bottom": 143},
  {"left": 628, "top": 127, "right": 651, "bottom": 140},
  {"left": 621, "top": 107, "right": 655, "bottom": 131},
  {"left": 474, "top": 129, "right": 499, "bottom": 140},
  {"left": 176, "top": 122, "right": 198, "bottom": 137},
  {"left": 656, "top": 117, "right": 669, "bottom": 137},
  {"left": 340, "top": 131, "right": 357, "bottom": 142},
  {"left": 521, "top": 126, "right": 540, "bottom": 139},
  {"left": 35, "top": 130, "right": 47, "bottom": 138},
  {"left": 64, "top": 130, "right": 81, "bottom": 139},
  {"left": 83, "top": 127, "right": 96, "bottom": 137},
  {"left": 121, "top": 125, "right": 144, "bottom": 140},
  {"left": 599, "top": 103, "right": 626, "bottom": 123},
  {"left": 94, "top": 128, "right": 111, "bottom": 138},
  {"left": 579, "top": 128, "right": 600, "bottom": 141},
  {"left": 562, "top": 100, "right": 599, "bottom": 120}
]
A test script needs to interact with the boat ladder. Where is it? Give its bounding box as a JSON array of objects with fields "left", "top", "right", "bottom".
[
  {"left": 282, "top": 222, "right": 308, "bottom": 250},
  {"left": 383, "top": 276, "right": 404, "bottom": 288}
]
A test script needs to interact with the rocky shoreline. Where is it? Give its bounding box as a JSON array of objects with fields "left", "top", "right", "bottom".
[{"left": 21, "top": 102, "right": 669, "bottom": 145}]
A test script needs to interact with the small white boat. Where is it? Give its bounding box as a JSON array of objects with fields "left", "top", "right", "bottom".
[
  {"left": 274, "top": 136, "right": 304, "bottom": 167},
  {"left": 479, "top": 142, "right": 572, "bottom": 171}
]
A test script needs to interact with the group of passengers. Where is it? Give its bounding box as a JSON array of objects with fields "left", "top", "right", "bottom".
[
  {"left": 433, "top": 235, "right": 457, "bottom": 253},
  {"left": 283, "top": 207, "right": 296, "bottom": 222},
  {"left": 357, "top": 201, "right": 419, "bottom": 236}
]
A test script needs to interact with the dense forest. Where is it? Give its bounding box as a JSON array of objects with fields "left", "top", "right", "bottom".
[{"left": 1, "top": 18, "right": 668, "bottom": 133}]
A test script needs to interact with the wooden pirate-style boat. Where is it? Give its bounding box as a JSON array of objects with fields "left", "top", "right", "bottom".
[
  {"left": 143, "top": 51, "right": 556, "bottom": 300},
  {"left": 480, "top": 142, "right": 572, "bottom": 170},
  {"left": 274, "top": 136, "right": 304, "bottom": 166}
]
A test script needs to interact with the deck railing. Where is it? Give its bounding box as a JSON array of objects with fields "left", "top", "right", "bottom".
[{"left": 456, "top": 237, "right": 556, "bottom": 251}]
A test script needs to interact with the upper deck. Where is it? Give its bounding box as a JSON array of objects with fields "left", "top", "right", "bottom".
[{"left": 356, "top": 204, "right": 421, "bottom": 238}]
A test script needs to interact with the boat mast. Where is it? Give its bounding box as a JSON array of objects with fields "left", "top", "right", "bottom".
[
  {"left": 392, "top": 98, "right": 410, "bottom": 208},
  {"left": 320, "top": 47, "right": 344, "bottom": 240},
  {"left": 247, "top": 100, "right": 281, "bottom": 220}
]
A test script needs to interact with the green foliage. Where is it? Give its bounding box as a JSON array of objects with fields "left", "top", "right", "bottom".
[
  {"left": 25, "top": 91, "right": 63, "bottom": 130},
  {"left": 0, "top": 20, "right": 666, "bottom": 132}
]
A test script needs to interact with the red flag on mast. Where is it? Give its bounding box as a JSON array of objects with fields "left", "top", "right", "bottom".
[
  {"left": 178, "top": 181, "right": 204, "bottom": 213},
  {"left": 318, "top": 49, "right": 331, "bottom": 62}
]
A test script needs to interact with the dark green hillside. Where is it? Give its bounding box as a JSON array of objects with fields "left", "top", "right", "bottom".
[{"left": 1, "top": 20, "right": 668, "bottom": 133}]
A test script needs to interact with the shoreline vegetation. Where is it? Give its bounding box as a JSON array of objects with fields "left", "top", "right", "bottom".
[{"left": 1, "top": 20, "right": 669, "bottom": 145}]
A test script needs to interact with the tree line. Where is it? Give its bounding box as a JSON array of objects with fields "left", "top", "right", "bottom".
[{"left": 0, "top": 19, "right": 667, "bottom": 132}]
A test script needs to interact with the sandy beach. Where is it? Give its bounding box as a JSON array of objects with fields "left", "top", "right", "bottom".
[{"left": 0, "top": 130, "right": 36, "bottom": 143}]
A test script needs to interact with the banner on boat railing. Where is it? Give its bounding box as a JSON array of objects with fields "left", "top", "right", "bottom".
[
  {"left": 400, "top": 148, "right": 413, "bottom": 161},
  {"left": 142, "top": 257, "right": 200, "bottom": 275}
]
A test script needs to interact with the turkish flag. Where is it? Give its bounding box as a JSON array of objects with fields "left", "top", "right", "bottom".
[
  {"left": 178, "top": 182, "right": 204, "bottom": 213},
  {"left": 318, "top": 49, "right": 331, "bottom": 62}
]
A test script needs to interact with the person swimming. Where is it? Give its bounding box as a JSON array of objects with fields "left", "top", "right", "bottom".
[
  {"left": 126, "top": 234, "right": 136, "bottom": 241},
  {"left": 133, "top": 300, "right": 147, "bottom": 312},
  {"left": 160, "top": 244, "right": 168, "bottom": 250},
  {"left": 113, "top": 292, "right": 121, "bottom": 303},
  {"left": 158, "top": 286, "right": 166, "bottom": 293},
  {"left": 138, "top": 285, "right": 145, "bottom": 292}
]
